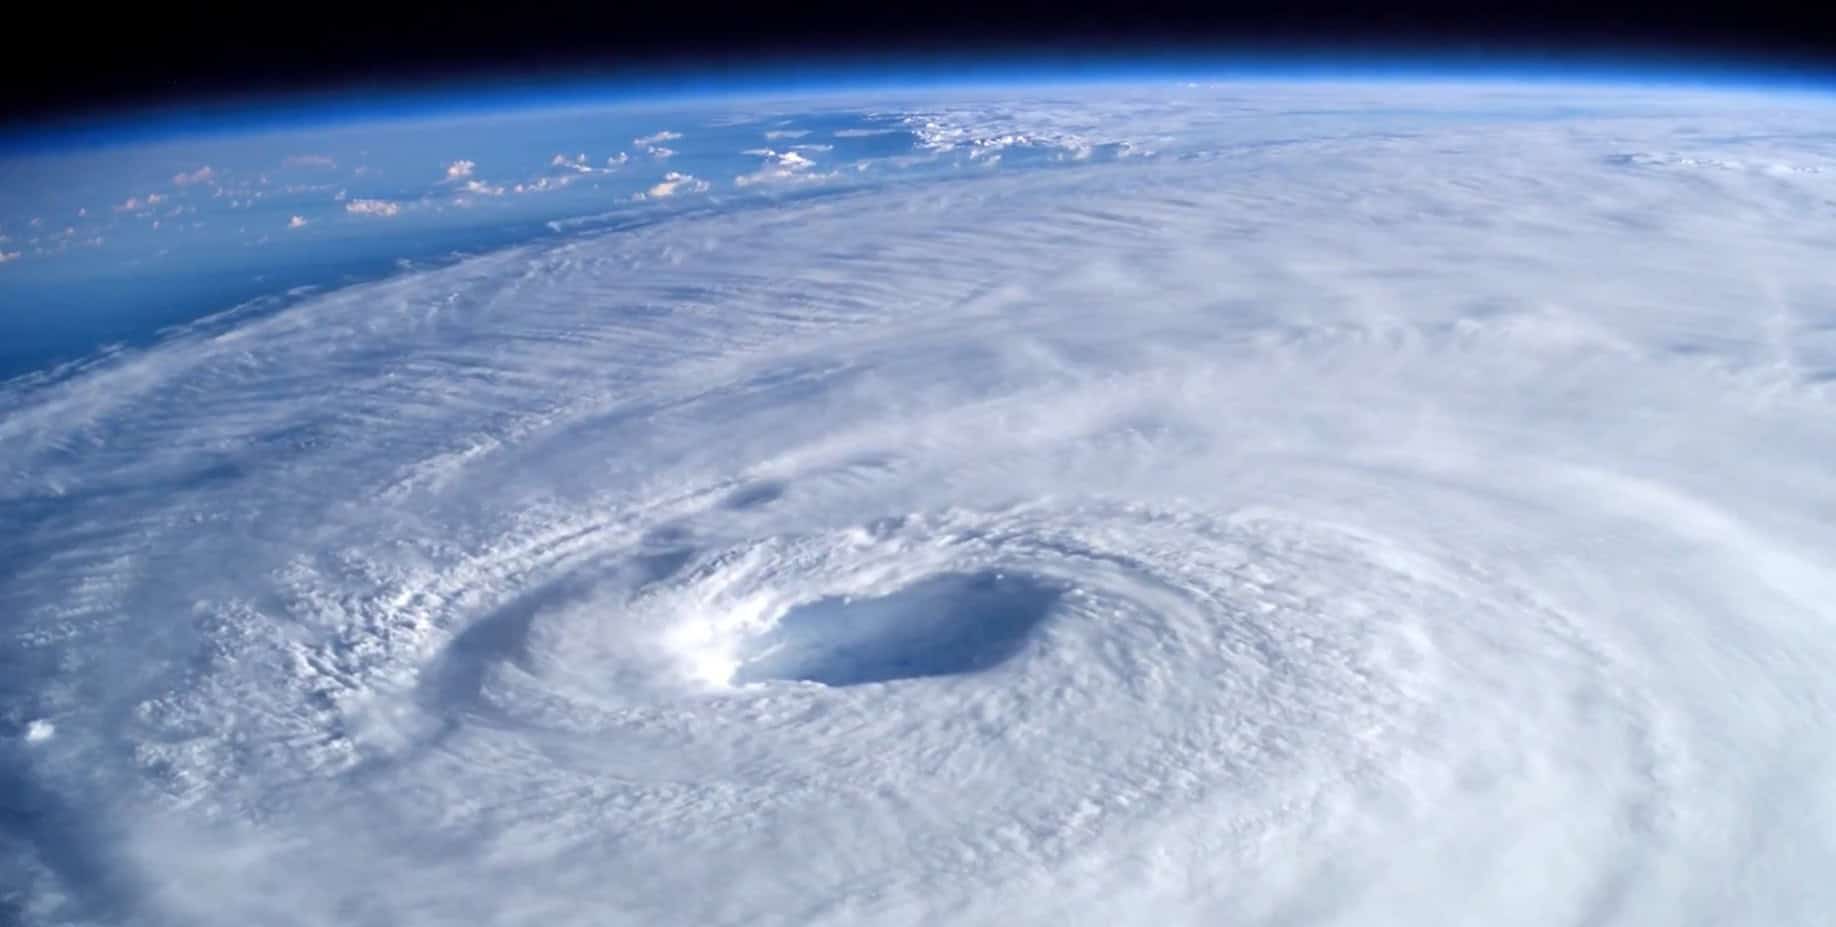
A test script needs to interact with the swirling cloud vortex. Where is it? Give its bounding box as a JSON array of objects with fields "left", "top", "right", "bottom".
[{"left": 5, "top": 84, "right": 1836, "bottom": 926}]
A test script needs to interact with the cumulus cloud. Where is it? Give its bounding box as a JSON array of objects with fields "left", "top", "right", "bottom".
[
  {"left": 548, "top": 152, "right": 623, "bottom": 177},
  {"left": 344, "top": 198, "right": 402, "bottom": 217},
  {"left": 172, "top": 165, "right": 216, "bottom": 186},
  {"left": 443, "top": 159, "right": 477, "bottom": 180},
  {"left": 288, "top": 215, "right": 309, "bottom": 229},
  {"left": 116, "top": 193, "right": 167, "bottom": 212},
  {"left": 0, "top": 250, "right": 19, "bottom": 263},
  {"left": 551, "top": 152, "right": 593, "bottom": 172},
  {"left": 733, "top": 148, "right": 833, "bottom": 187},
  {"left": 512, "top": 175, "right": 577, "bottom": 194},
  {"left": 460, "top": 179, "right": 506, "bottom": 197},
  {"left": 632, "top": 171, "right": 709, "bottom": 200}
]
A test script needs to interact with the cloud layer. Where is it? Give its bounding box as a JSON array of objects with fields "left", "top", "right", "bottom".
[{"left": 5, "top": 83, "right": 1836, "bottom": 927}]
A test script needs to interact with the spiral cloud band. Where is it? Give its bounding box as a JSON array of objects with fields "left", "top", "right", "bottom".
[{"left": 5, "top": 83, "right": 1836, "bottom": 925}]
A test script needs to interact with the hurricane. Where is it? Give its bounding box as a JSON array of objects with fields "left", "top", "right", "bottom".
[{"left": 4, "top": 80, "right": 1836, "bottom": 925}]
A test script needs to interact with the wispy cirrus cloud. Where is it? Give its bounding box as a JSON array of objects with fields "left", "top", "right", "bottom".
[{"left": 633, "top": 130, "right": 681, "bottom": 147}]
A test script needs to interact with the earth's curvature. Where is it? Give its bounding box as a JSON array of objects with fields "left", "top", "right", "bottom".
[{"left": 3, "top": 78, "right": 1836, "bottom": 926}]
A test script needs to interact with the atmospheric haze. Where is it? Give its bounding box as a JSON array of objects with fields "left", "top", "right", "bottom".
[{"left": 5, "top": 80, "right": 1836, "bottom": 926}]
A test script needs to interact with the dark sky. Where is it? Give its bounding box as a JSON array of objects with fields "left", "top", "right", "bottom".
[{"left": 5, "top": 0, "right": 1834, "bottom": 130}]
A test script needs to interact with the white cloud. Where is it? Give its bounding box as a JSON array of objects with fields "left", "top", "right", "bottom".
[
  {"left": 634, "top": 131, "right": 683, "bottom": 159},
  {"left": 634, "top": 171, "right": 709, "bottom": 199},
  {"left": 172, "top": 165, "right": 216, "bottom": 186},
  {"left": 633, "top": 130, "right": 682, "bottom": 147},
  {"left": 24, "top": 719, "right": 54, "bottom": 742},
  {"left": 460, "top": 179, "right": 505, "bottom": 197},
  {"left": 765, "top": 129, "right": 809, "bottom": 139},
  {"left": 833, "top": 127, "right": 905, "bottom": 137},
  {"left": 0, "top": 250, "right": 19, "bottom": 264},
  {"left": 512, "top": 175, "right": 579, "bottom": 195},
  {"left": 733, "top": 148, "right": 832, "bottom": 188},
  {"left": 283, "top": 154, "right": 338, "bottom": 169},
  {"left": 443, "top": 160, "right": 477, "bottom": 180},
  {"left": 344, "top": 198, "right": 402, "bottom": 217},
  {"left": 288, "top": 215, "right": 309, "bottom": 229},
  {"left": 116, "top": 193, "right": 167, "bottom": 212},
  {"left": 548, "top": 153, "right": 623, "bottom": 177},
  {"left": 551, "top": 152, "right": 593, "bottom": 172},
  {"left": 14, "top": 85, "right": 1836, "bottom": 927}
]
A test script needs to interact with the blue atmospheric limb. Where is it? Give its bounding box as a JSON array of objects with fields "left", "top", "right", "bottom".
[
  {"left": 3, "top": 49, "right": 1832, "bottom": 381},
  {"left": 6, "top": 44, "right": 1836, "bottom": 154}
]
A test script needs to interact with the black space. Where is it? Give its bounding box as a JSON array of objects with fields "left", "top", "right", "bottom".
[{"left": 5, "top": 1, "right": 1835, "bottom": 130}]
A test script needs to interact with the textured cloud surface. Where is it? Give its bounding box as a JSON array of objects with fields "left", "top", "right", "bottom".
[{"left": 5, "top": 82, "right": 1836, "bottom": 926}]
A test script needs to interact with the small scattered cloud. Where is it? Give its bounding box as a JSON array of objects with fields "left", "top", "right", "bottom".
[
  {"left": 116, "top": 193, "right": 167, "bottom": 212},
  {"left": 765, "top": 129, "right": 808, "bottom": 140},
  {"left": 345, "top": 198, "right": 402, "bottom": 217},
  {"left": 833, "top": 127, "right": 905, "bottom": 137},
  {"left": 172, "top": 165, "right": 216, "bottom": 186},
  {"left": 288, "top": 215, "right": 309, "bottom": 229},
  {"left": 512, "top": 175, "right": 578, "bottom": 194},
  {"left": 634, "top": 131, "right": 682, "bottom": 159},
  {"left": 460, "top": 179, "right": 506, "bottom": 197},
  {"left": 443, "top": 159, "right": 477, "bottom": 180},
  {"left": 551, "top": 152, "right": 592, "bottom": 172},
  {"left": 633, "top": 171, "right": 709, "bottom": 200},
  {"left": 734, "top": 148, "right": 832, "bottom": 188},
  {"left": 0, "top": 250, "right": 20, "bottom": 264},
  {"left": 549, "top": 152, "right": 624, "bottom": 176},
  {"left": 283, "top": 154, "right": 338, "bottom": 169},
  {"left": 633, "top": 130, "right": 682, "bottom": 147}
]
